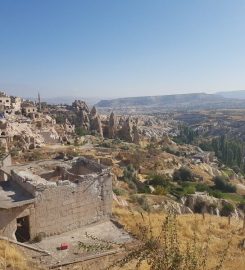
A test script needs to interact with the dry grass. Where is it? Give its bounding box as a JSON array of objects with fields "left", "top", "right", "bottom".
[
  {"left": 0, "top": 240, "right": 29, "bottom": 270},
  {"left": 113, "top": 206, "right": 245, "bottom": 270}
]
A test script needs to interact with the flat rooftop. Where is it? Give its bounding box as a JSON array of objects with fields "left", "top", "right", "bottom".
[{"left": 0, "top": 180, "right": 34, "bottom": 209}]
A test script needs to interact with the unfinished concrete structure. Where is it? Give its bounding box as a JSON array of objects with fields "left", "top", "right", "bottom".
[{"left": 0, "top": 157, "right": 112, "bottom": 242}]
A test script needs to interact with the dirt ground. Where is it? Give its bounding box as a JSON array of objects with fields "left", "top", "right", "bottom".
[{"left": 24, "top": 221, "right": 131, "bottom": 268}]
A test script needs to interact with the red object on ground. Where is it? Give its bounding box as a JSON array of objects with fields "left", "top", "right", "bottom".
[{"left": 60, "top": 243, "right": 69, "bottom": 250}]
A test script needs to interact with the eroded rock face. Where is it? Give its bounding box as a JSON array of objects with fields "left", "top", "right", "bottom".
[
  {"left": 108, "top": 112, "right": 117, "bottom": 139},
  {"left": 160, "top": 200, "right": 193, "bottom": 215},
  {"left": 120, "top": 118, "right": 133, "bottom": 142},
  {"left": 72, "top": 100, "right": 89, "bottom": 113},
  {"left": 90, "top": 106, "right": 103, "bottom": 137},
  {"left": 132, "top": 121, "right": 140, "bottom": 144},
  {"left": 64, "top": 100, "right": 142, "bottom": 143},
  {"left": 80, "top": 110, "right": 90, "bottom": 130},
  {"left": 118, "top": 117, "right": 140, "bottom": 143},
  {"left": 183, "top": 192, "right": 243, "bottom": 218}
]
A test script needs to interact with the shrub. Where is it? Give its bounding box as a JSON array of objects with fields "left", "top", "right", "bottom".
[
  {"left": 136, "top": 195, "right": 150, "bottom": 211},
  {"left": 238, "top": 201, "right": 245, "bottom": 211},
  {"left": 75, "top": 127, "right": 89, "bottom": 136},
  {"left": 55, "top": 114, "right": 66, "bottom": 124},
  {"left": 162, "top": 146, "right": 180, "bottom": 156},
  {"left": 99, "top": 141, "right": 112, "bottom": 148},
  {"left": 196, "top": 183, "right": 210, "bottom": 192},
  {"left": 173, "top": 167, "right": 194, "bottom": 182},
  {"left": 213, "top": 176, "right": 236, "bottom": 193},
  {"left": 183, "top": 185, "right": 196, "bottom": 195},
  {"left": 120, "top": 145, "right": 129, "bottom": 150},
  {"left": 153, "top": 186, "right": 167, "bottom": 195},
  {"left": 148, "top": 174, "right": 170, "bottom": 187},
  {"left": 126, "top": 180, "right": 138, "bottom": 193},
  {"left": 123, "top": 164, "right": 137, "bottom": 181},
  {"left": 27, "top": 151, "right": 42, "bottom": 161},
  {"left": 113, "top": 188, "right": 126, "bottom": 196},
  {"left": 220, "top": 203, "right": 235, "bottom": 216},
  {"left": 210, "top": 190, "right": 223, "bottom": 198},
  {"left": 31, "top": 232, "right": 45, "bottom": 243},
  {"left": 194, "top": 201, "right": 206, "bottom": 213}
]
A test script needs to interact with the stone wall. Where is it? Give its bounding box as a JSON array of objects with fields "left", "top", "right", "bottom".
[
  {"left": 0, "top": 158, "right": 113, "bottom": 241},
  {"left": 0, "top": 205, "right": 33, "bottom": 240},
  {"left": 30, "top": 173, "right": 112, "bottom": 238},
  {"left": 0, "top": 174, "right": 112, "bottom": 240}
]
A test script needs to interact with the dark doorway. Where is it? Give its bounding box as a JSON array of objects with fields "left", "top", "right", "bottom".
[{"left": 15, "top": 216, "right": 30, "bottom": 242}]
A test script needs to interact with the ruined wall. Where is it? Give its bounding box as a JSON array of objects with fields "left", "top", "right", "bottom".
[
  {"left": 0, "top": 205, "right": 33, "bottom": 240},
  {"left": 1, "top": 158, "right": 113, "bottom": 241},
  {"left": 0, "top": 173, "right": 112, "bottom": 240},
  {"left": 30, "top": 173, "right": 112, "bottom": 238}
]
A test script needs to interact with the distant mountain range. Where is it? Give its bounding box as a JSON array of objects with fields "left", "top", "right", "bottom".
[
  {"left": 26, "top": 90, "right": 245, "bottom": 110},
  {"left": 216, "top": 90, "right": 245, "bottom": 100},
  {"left": 96, "top": 93, "right": 224, "bottom": 107},
  {"left": 95, "top": 92, "right": 245, "bottom": 111}
]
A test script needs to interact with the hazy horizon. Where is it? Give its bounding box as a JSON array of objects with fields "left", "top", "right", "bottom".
[
  {"left": 1, "top": 87, "right": 245, "bottom": 100},
  {"left": 1, "top": 0, "right": 245, "bottom": 98}
]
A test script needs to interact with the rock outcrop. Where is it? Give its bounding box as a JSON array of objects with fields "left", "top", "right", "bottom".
[
  {"left": 118, "top": 117, "right": 140, "bottom": 144},
  {"left": 67, "top": 100, "right": 142, "bottom": 143},
  {"left": 89, "top": 106, "right": 103, "bottom": 137},
  {"left": 108, "top": 112, "right": 117, "bottom": 139},
  {"left": 182, "top": 192, "right": 243, "bottom": 218},
  {"left": 72, "top": 100, "right": 89, "bottom": 113}
]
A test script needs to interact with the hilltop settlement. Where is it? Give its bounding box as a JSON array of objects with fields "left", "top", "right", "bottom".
[{"left": 0, "top": 91, "right": 245, "bottom": 269}]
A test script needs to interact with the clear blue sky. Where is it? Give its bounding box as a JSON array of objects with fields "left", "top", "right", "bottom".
[{"left": 0, "top": 0, "right": 245, "bottom": 98}]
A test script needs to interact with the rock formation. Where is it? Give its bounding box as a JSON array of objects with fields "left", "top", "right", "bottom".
[
  {"left": 132, "top": 119, "right": 140, "bottom": 144},
  {"left": 89, "top": 106, "right": 103, "bottom": 137},
  {"left": 120, "top": 118, "right": 133, "bottom": 142},
  {"left": 108, "top": 112, "right": 117, "bottom": 139},
  {"left": 118, "top": 117, "right": 140, "bottom": 144},
  {"left": 72, "top": 100, "right": 89, "bottom": 113},
  {"left": 182, "top": 192, "right": 243, "bottom": 218}
]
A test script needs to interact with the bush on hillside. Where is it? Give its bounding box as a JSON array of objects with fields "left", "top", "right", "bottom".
[
  {"left": 220, "top": 203, "right": 235, "bottom": 216},
  {"left": 173, "top": 167, "right": 194, "bottom": 182},
  {"left": 213, "top": 176, "right": 236, "bottom": 193},
  {"left": 148, "top": 174, "right": 170, "bottom": 187}
]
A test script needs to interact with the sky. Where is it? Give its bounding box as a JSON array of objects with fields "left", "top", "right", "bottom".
[{"left": 0, "top": 0, "right": 245, "bottom": 98}]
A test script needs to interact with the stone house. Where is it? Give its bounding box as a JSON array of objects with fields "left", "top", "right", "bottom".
[
  {"left": 10, "top": 96, "right": 22, "bottom": 112},
  {"left": 0, "top": 92, "right": 11, "bottom": 109},
  {"left": 0, "top": 92, "right": 22, "bottom": 115},
  {"left": 22, "top": 104, "right": 38, "bottom": 115},
  {"left": 0, "top": 157, "right": 112, "bottom": 242}
]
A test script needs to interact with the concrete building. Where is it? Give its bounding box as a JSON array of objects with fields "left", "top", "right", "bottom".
[
  {"left": 0, "top": 92, "right": 22, "bottom": 115},
  {"left": 22, "top": 104, "right": 38, "bottom": 115},
  {"left": 11, "top": 96, "right": 22, "bottom": 112},
  {"left": 0, "top": 92, "right": 11, "bottom": 109},
  {"left": 0, "top": 157, "right": 112, "bottom": 242}
]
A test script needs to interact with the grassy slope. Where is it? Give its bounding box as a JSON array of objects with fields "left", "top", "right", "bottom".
[
  {"left": 113, "top": 205, "right": 245, "bottom": 270},
  {"left": 0, "top": 240, "right": 29, "bottom": 270}
]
